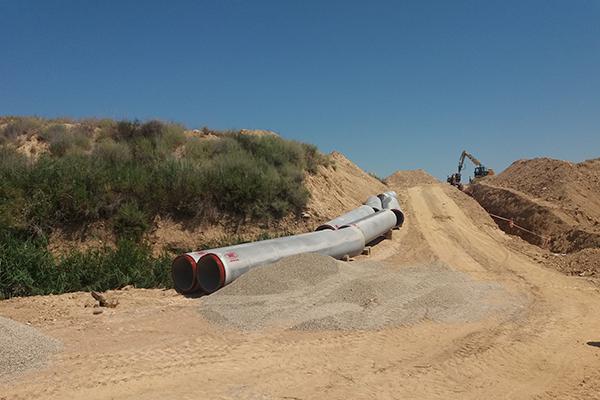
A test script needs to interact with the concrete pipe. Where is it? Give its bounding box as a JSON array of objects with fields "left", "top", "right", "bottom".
[
  {"left": 381, "top": 196, "right": 405, "bottom": 227},
  {"left": 315, "top": 204, "right": 375, "bottom": 231},
  {"left": 364, "top": 195, "right": 383, "bottom": 211},
  {"left": 193, "top": 226, "right": 366, "bottom": 294},
  {"left": 378, "top": 191, "right": 397, "bottom": 201},
  {"left": 342, "top": 209, "right": 399, "bottom": 244}
]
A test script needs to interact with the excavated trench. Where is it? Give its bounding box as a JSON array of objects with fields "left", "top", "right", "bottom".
[{"left": 468, "top": 182, "right": 600, "bottom": 253}]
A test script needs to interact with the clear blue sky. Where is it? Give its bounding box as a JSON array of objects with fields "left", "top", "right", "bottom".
[{"left": 1, "top": 1, "right": 598, "bottom": 179}]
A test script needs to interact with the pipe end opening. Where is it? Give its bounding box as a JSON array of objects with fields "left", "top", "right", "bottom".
[
  {"left": 197, "top": 254, "right": 226, "bottom": 294},
  {"left": 172, "top": 255, "right": 198, "bottom": 294},
  {"left": 391, "top": 209, "right": 405, "bottom": 228}
]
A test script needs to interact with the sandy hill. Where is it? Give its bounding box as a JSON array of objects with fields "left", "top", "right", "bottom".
[
  {"left": 469, "top": 157, "right": 600, "bottom": 253},
  {"left": 385, "top": 169, "right": 439, "bottom": 189},
  {"left": 304, "top": 152, "right": 387, "bottom": 220}
]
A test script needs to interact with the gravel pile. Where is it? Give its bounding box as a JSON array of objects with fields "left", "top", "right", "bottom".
[
  {"left": 217, "top": 253, "right": 340, "bottom": 296},
  {"left": 0, "top": 316, "right": 61, "bottom": 381},
  {"left": 199, "top": 254, "right": 525, "bottom": 331}
]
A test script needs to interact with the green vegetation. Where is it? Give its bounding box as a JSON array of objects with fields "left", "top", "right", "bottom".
[
  {"left": 368, "top": 172, "right": 386, "bottom": 184},
  {"left": 0, "top": 117, "right": 330, "bottom": 298},
  {"left": 0, "top": 230, "right": 171, "bottom": 299}
]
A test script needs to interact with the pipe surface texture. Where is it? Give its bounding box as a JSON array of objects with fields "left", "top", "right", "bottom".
[
  {"left": 364, "top": 195, "right": 383, "bottom": 211},
  {"left": 194, "top": 227, "right": 365, "bottom": 293},
  {"left": 378, "top": 191, "right": 397, "bottom": 201},
  {"left": 380, "top": 194, "right": 405, "bottom": 227},
  {"left": 342, "top": 209, "right": 398, "bottom": 244},
  {"left": 315, "top": 204, "right": 375, "bottom": 231}
]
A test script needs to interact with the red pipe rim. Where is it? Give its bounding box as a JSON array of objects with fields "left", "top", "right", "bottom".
[
  {"left": 171, "top": 254, "right": 199, "bottom": 293},
  {"left": 196, "top": 253, "right": 226, "bottom": 293}
]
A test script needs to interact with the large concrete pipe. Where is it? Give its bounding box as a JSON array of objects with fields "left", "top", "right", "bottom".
[
  {"left": 364, "top": 195, "right": 383, "bottom": 211},
  {"left": 171, "top": 251, "right": 206, "bottom": 294},
  {"left": 378, "top": 191, "right": 397, "bottom": 200},
  {"left": 188, "top": 226, "right": 366, "bottom": 294},
  {"left": 342, "top": 209, "right": 400, "bottom": 244},
  {"left": 172, "top": 192, "right": 406, "bottom": 294},
  {"left": 315, "top": 204, "right": 375, "bottom": 231},
  {"left": 380, "top": 194, "right": 405, "bottom": 227}
]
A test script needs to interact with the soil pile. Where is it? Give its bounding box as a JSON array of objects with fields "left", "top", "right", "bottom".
[
  {"left": 199, "top": 254, "right": 524, "bottom": 331},
  {"left": 543, "top": 248, "right": 600, "bottom": 278},
  {"left": 0, "top": 316, "right": 61, "bottom": 381},
  {"left": 385, "top": 169, "right": 439, "bottom": 189},
  {"left": 469, "top": 157, "right": 600, "bottom": 253},
  {"left": 304, "top": 152, "right": 388, "bottom": 222}
]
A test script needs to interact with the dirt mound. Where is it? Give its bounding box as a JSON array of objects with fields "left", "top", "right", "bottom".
[
  {"left": 385, "top": 169, "right": 439, "bottom": 189},
  {"left": 469, "top": 157, "right": 600, "bottom": 253},
  {"left": 543, "top": 248, "right": 600, "bottom": 278},
  {"left": 304, "top": 152, "right": 388, "bottom": 222},
  {"left": 0, "top": 316, "right": 61, "bottom": 381},
  {"left": 199, "top": 254, "right": 524, "bottom": 331}
]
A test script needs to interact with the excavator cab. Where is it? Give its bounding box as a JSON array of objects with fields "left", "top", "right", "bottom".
[
  {"left": 474, "top": 166, "right": 488, "bottom": 178},
  {"left": 474, "top": 166, "right": 495, "bottom": 179}
]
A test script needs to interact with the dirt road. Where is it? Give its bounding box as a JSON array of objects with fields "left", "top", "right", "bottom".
[{"left": 2, "top": 184, "right": 600, "bottom": 399}]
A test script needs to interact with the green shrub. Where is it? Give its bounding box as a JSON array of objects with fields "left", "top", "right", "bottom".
[
  {"left": 93, "top": 139, "right": 132, "bottom": 164},
  {"left": 0, "top": 117, "right": 329, "bottom": 238},
  {"left": 112, "top": 202, "right": 149, "bottom": 242},
  {"left": 38, "top": 123, "right": 67, "bottom": 142},
  {"left": 39, "top": 124, "right": 91, "bottom": 156},
  {"left": 368, "top": 172, "right": 386, "bottom": 184},
  {"left": 303, "top": 143, "right": 331, "bottom": 173},
  {"left": 0, "top": 147, "right": 29, "bottom": 229},
  {"left": 0, "top": 231, "right": 54, "bottom": 298},
  {"left": 158, "top": 122, "right": 186, "bottom": 151},
  {"left": 54, "top": 241, "right": 171, "bottom": 293},
  {"left": 0, "top": 117, "right": 43, "bottom": 143},
  {"left": 0, "top": 230, "right": 172, "bottom": 299}
]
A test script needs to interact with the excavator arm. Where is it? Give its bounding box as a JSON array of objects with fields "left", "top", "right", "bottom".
[
  {"left": 449, "top": 150, "right": 494, "bottom": 190},
  {"left": 457, "top": 150, "right": 482, "bottom": 173}
]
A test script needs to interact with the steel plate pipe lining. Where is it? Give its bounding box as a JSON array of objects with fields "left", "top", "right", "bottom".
[
  {"left": 342, "top": 209, "right": 398, "bottom": 244},
  {"left": 315, "top": 204, "right": 375, "bottom": 231},
  {"left": 195, "top": 227, "right": 366, "bottom": 293},
  {"left": 364, "top": 195, "right": 383, "bottom": 211}
]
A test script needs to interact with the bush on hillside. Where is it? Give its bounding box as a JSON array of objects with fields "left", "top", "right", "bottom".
[
  {"left": 0, "top": 230, "right": 171, "bottom": 299},
  {"left": 0, "top": 116, "right": 44, "bottom": 143},
  {"left": 0, "top": 117, "right": 331, "bottom": 297},
  {"left": 0, "top": 119, "right": 329, "bottom": 239},
  {"left": 112, "top": 202, "right": 149, "bottom": 242}
]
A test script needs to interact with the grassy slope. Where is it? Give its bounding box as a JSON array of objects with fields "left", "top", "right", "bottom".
[{"left": 0, "top": 116, "right": 330, "bottom": 298}]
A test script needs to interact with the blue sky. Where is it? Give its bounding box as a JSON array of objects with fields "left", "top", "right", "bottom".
[{"left": 1, "top": 1, "right": 598, "bottom": 179}]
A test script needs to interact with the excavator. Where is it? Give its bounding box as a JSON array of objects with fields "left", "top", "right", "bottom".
[{"left": 447, "top": 150, "right": 494, "bottom": 190}]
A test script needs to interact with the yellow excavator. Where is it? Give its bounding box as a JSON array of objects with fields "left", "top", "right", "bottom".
[{"left": 447, "top": 150, "right": 495, "bottom": 190}]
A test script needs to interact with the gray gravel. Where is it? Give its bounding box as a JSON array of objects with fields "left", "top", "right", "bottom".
[
  {"left": 0, "top": 316, "right": 61, "bottom": 381},
  {"left": 199, "top": 254, "right": 526, "bottom": 331}
]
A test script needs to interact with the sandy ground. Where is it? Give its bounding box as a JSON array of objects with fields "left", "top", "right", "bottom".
[{"left": 2, "top": 183, "right": 600, "bottom": 399}]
